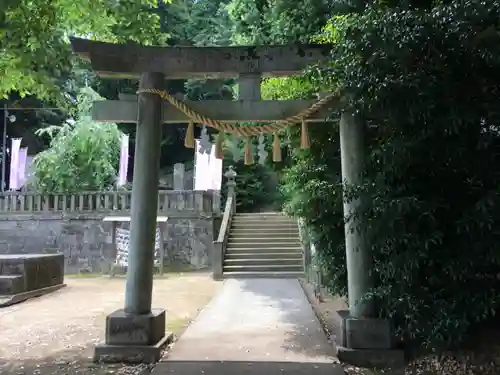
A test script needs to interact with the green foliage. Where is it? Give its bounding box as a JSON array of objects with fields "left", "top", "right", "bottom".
[
  {"left": 224, "top": 0, "right": 339, "bottom": 212},
  {"left": 164, "top": 0, "right": 232, "bottom": 46},
  {"left": 262, "top": 77, "right": 316, "bottom": 100},
  {"left": 231, "top": 162, "right": 276, "bottom": 212},
  {"left": 330, "top": 0, "right": 500, "bottom": 350},
  {"left": 221, "top": 137, "right": 280, "bottom": 212},
  {"left": 31, "top": 87, "right": 121, "bottom": 192},
  {"left": 279, "top": 0, "right": 500, "bottom": 352},
  {"left": 0, "top": 0, "right": 168, "bottom": 102},
  {"left": 227, "top": 0, "right": 333, "bottom": 44},
  {"left": 281, "top": 131, "right": 347, "bottom": 289}
]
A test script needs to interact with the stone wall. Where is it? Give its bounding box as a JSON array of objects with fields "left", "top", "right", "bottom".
[{"left": 0, "top": 213, "right": 218, "bottom": 274}]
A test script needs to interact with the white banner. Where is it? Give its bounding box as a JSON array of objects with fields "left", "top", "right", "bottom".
[
  {"left": 8, "top": 138, "right": 22, "bottom": 190},
  {"left": 194, "top": 139, "right": 223, "bottom": 191},
  {"left": 209, "top": 143, "right": 223, "bottom": 190},
  {"left": 117, "top": 134, "right": 129, "bottom": 187}
]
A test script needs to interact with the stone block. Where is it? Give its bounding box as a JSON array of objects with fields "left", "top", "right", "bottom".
[
  {"left": 0, "top": 275, "right": 24, "bottom": 295},
  {"left": 336, "top": 346, "right": 406, "bottom": 369},
  {"left": 334, "top": 309, "right": 349, "bottom": 347},
  {"left": 335, "top": 309, "right": 393, "bottom": 350},
  {"left": 105, "top": 308, "right": 166, "bottom": 346},
  {"left": 173, "top": 163, "right": 185, "bottom": 191},
  {"left": 0, "top": 253, "right": 64, "bottom": 292},
  {"left": 346, "top": 316, "right": 393, "bottom": 349},
  {"left": 333, "top": 309, "right": 406, "bottom": 369},
  {"left": 95, "top": 308, "right": 172, "bottom": 364},
  {"left": 94, "top": 332, "right": 174, "bottom": 364}
]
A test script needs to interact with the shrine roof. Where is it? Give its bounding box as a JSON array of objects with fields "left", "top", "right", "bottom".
[{"left": 70, "top": 37, "right": 332, "bottom": 79}]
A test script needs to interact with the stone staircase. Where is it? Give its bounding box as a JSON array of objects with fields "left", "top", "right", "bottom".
[{"left": 223, "top": 212, "right": 304, "bottom": 278}]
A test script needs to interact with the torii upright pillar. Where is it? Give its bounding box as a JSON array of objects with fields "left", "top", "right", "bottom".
[
  {"left": 94, "top": 72, "right": 172, "bottom": 363},
  {"left": 335, "top": 112, "right": 406, "bottom": 368}
]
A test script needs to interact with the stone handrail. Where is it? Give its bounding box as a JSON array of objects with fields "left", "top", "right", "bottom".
[
  {"left": 297, "top": 217, "right": 311, "bottom": 273},
  {"left": 0, "top": 190, "right": 221, "bottom": 215},
  {"left": 297, "top": 217, "right": 324, "bottom": 300},
  {"left": 212, "top": 194, "right": 235, "bottom": 279}
]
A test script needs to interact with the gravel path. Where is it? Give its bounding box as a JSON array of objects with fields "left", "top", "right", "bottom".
[{"left": 0, "top": 274, "right": 221, "bottom": 375}]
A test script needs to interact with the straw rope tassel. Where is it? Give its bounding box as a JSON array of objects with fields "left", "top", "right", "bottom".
[
  {"left": 273, "top": 132, "right": 282, "bottom": 162},
  {"left": 136, "top": 88, "right": 338, "bottom": 137},
  {"left": 215, "top": 131, "right": 225, "bottom": 160},
  {"left": 244, "top": 137, "right": 254, "bottom": 165},
  {"left": 184, "top": 120, "right": 195, "bottom": 148},
  {"left": 300, "top": 120, "right": 310, "bottom": 149}
]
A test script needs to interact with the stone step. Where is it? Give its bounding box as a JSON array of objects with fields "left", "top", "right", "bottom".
[
  {"left": 234, "top": 212, "right": 283, "bottom": 215},
  {"left": 230, "top": 227, "right": 298, "bottom": 234},
  {"left": 223, "top": 264, "right": 304, "bottom": 273},
  {"left": 0, "top": 274, "right": 24, "bottom": 295},
  {"left": 232, "top": 213, "right": 293, "bottom": 219},
  {"left": 228, "top": 237, "right": 301, "bottom": 244},
  {"left": 222, "top": 271, "right": 304, "bottom": 279},
  {"left": 224, "top": 258, "right": 303, "bottom": 266},
  {"left": 229, "top": 231, "right": 300, "bottom": 241},
  {"left": 230, "top": 229, "right": 299, "bottom": 235},
  {"left": 233, "top": 213, "right": 290, "bottom": 218},
  {"left": 231, "top": 217, "right": 297, "bottom": 226},
  {"left": 226, "top": 246, "right": 302, "bottom": 253},
  {"left": 0, "top": 263, "right": 24, "bottom": 276},
  {"left": 225, "top": 252, "right": 303, "bottom": 260},
  {"left": 227, "top": 242, "right": 301, "bottom": 249},
  {"left": 231, "top": 216, "right": 293, "bottom": 221},
  {"left": 231, "top": 223, "right": 298, "bottom": 230}
]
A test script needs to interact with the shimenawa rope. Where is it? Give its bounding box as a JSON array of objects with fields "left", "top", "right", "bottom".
[{"left": 136, "top": 88, "right": 337, "bottom": 163}]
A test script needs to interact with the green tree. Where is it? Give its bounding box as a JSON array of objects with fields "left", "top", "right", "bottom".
[
  {"left": 31, "top": 87, "right": 121, "bottom": 192},
  {"left": 274, "top": 0, "right": 500, "bottom": 352},
  {"left": 227, "top": 0, "right": 333, "bottom": 44},
  {"left": 0, "top": 0, "right": 168, "bottom": 102}
]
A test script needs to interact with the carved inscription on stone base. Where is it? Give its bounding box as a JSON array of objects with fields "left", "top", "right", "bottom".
[{"left": 105, "top": 308, "right": 166, "bottom": 346}]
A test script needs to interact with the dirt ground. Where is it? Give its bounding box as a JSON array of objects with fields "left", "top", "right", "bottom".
[{"left": 0, "top": 273, "right": 222, "bottom": 375}]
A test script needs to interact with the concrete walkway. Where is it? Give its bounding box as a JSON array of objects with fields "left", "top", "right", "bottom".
[{"left": 152, "top": 278, "right": 345, "bottom": 375}]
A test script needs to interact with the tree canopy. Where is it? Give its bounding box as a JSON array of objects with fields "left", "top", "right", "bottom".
[{"left": 0, "top": 0, "right": 167, "bottom": 102}]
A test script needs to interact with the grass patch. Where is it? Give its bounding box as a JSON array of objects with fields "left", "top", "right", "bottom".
[
  {"left": 167, "top": 317, "right": 191, "bottom": 335},
  {"left": 64, "top": 264, "right": 207, "bottom": 279},
  {"left": 65, "top": 273, "right": 103, "bottom": 278},
  {"left": 160, "top": 263, "right": 201, "bottom": 274}
]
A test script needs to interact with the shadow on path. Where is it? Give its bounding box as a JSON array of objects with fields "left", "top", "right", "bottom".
[
  {"left": 236, "top": 278, "right": 334, "bottom": 360},
  {"left": 157, "top": 278, "right": 339, "bottom": 368},
  {"left": 155, "top": 360, "right": 345, "bottom": 375}
]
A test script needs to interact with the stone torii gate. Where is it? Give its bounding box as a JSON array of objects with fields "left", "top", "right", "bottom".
[{"left": 70, "top": 38, "right": 397, "bottom": 367}]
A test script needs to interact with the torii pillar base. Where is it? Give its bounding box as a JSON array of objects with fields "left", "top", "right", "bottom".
[
  {"left": 334, "top": 310, "right": 406, "bottom": 370},
  {"left": 93, "top": 309, "right": 174, "bottom": 364}
]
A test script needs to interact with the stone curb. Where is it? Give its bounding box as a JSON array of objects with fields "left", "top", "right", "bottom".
[{"left": 298, "top": 278, "right": 377, "bottom": 375}]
